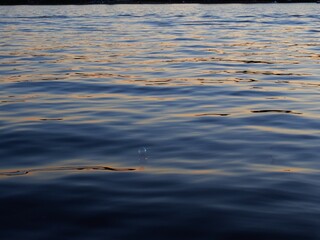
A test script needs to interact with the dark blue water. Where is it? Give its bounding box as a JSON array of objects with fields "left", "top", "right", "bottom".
[{"left": 0, "top": 4, "right": 320, "bottom": 239}]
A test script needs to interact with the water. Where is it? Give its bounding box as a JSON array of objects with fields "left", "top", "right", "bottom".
[{"left": 0, "top": 3, "right": 320, "bottom": 239}]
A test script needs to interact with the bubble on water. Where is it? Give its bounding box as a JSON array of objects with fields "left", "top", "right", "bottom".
[
  {"left": 138, "top": 147, "right": 147, "bottom": 154},
  {"left": 138, "top": 147, "right": 149, "bottom": 170}
]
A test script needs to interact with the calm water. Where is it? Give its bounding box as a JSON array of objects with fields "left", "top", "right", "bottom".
[{"left": 0, "top": 3, "right": 320, "bottom": 239}]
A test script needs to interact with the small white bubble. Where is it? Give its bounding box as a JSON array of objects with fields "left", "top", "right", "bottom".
[{"left": 138, "top": 147, "right": 147, "bottom": 154}]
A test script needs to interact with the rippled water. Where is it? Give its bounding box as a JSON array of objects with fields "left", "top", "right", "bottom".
[{"left": 1, "top": 3, "right": 320, "bottom": 239}]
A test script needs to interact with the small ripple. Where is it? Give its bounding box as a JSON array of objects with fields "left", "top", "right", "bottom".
[
  {"left": 15, "top": 15, "right": 70, "bottom": 19},
  {"left": 208, "top": 70, "right": 309, "bottom": 76},
  {"left": 194, "top": 113, "right": 230, "bottom": 117},
  {"left": 40, "top": 118, "right": 63, "bottom": 121},
  {"left": 0, "top": 165, "right": 136, "bottom": 177},
  {"left": 1, "top": 100, "right": 25, "bottom": 103},
  {"left": 251, "top": 110, "right": 302, "bottom": 115}
]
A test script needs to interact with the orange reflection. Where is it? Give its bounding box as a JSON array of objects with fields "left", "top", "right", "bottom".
[{"left": 249, "top": 164, "right": 319, "bottom": 174}]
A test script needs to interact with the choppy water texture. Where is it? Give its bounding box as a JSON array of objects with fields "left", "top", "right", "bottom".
[{"left": 0, "top": 4, "right": 320, "bottom": 240}]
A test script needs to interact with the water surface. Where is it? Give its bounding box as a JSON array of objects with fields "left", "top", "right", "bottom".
[{"left": 0, "top": 4, "right": 320, "bottom": 239}]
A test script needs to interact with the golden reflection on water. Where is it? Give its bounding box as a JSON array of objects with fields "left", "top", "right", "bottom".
[
  {"left": 250, "top": 164, "right": 320, "bottom": 174},
  {"left": 1, "top": 163, "right": 317, "bottom": 178},
  {"left": 139, "top": 167, "right": 231, "bottom": 176},
  {"left": 246, "top": 125, "right": 320, "bottom": 136},
  {"left": 1, "top": 4, "right": 319, "bottom": 177}
]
